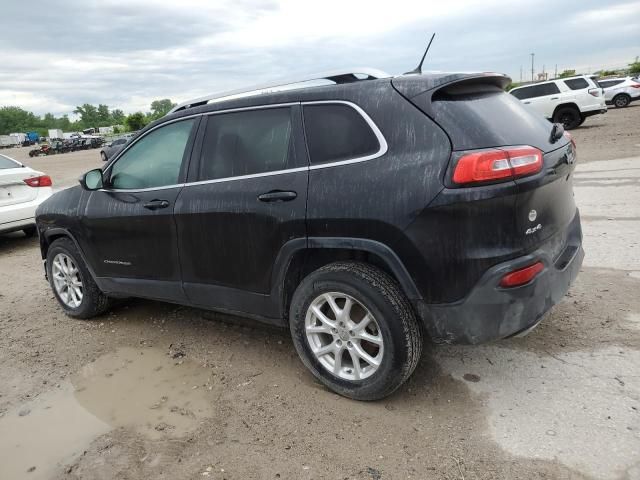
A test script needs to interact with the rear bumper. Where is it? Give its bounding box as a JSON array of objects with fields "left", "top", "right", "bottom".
[{"left": 416, "top": 211, "right": 583, "bottom": 344}]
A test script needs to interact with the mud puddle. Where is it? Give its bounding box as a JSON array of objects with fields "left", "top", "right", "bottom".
[{"left": 0, "top": 347, "right": 214, "bottom": 479}]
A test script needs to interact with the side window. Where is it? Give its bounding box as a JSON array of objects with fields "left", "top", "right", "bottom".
[
  {"left": 564, "top": 78, "right": 589, "bottom": 90},
  {"left": 303, "top": 104, "right": 380, "bottom": 165},
  {"left": 199, "top": 108, "right": 292, "bottom": 181},
  {"left": 538, "top": 83, "right": 561, "bottom": 96},
  {"left": 109, "top": 119, "right": 195, "bottom": 189},
  {"left": 511, "top": 87, "right": 532, "bottom": 100}
]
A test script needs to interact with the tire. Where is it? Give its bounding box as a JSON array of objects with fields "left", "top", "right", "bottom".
[
  {"left": 289, "top": 262, "right": 423, "bottom": 401},
  {"left": 23, "top": 226, "right": 37, "bottom": 238},
  {"left": 613, "top": 94, "right": 631, "bottom": 108},
  {"left": 577, "top": 116, "right": 586, "bottom": 126},
  {"left": 46, "top": 237, "right": 112, "bottom": 319},
  {"left": 553, "top": 107, "right": 581, "bottom": 130},
  {"left": 101, "top": 151, "right": 108, "bottom": 161}
]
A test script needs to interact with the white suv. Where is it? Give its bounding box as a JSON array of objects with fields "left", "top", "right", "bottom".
[
  {"left": 509, "top": 75, "right": 607, "bottom": 129},
  {"left": 598, "top": 77, "right": 640, "bottom": 108}
]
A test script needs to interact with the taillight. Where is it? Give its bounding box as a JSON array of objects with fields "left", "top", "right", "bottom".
[
  {"left": 499, "top": 261, "right": 544, "bottom": 288},
  {"left": 588, "top": 88, "right": 600, "bottom": 97},
  {"left": 563, "top": 131, "right": 576, "bottom": 150},
  {"left": 631, "top": 84, "right": 640, "bottom": 89},
  {"left": 452, "top": 146, "right": 543, "bottom": 186},
  {"left": 24, "top": 175, "right": 52, "bottom": 187}
]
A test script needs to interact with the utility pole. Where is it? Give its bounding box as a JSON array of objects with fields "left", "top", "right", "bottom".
[
  {"left": 530, "top": 53, "right": 535, "bottom": 82},
  {"left": 542, "top": 64, "right": 546, "bottom": 80},
  {"left": 554, "top": 64, "right": 558, "bottom": 79},
  {"left": 520, "top": 65, "right": 523, "bottom": 83}
]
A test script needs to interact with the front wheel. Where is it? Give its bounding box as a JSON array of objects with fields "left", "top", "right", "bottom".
[
  {"left": 289, "top": 262, "right": 423, "bottom": 401},
  {"left": 46, "top": 237, "right": 112, "bottom": 319},
  {"left": 613, "top": 94, "right": 631, "bottom": 108}
]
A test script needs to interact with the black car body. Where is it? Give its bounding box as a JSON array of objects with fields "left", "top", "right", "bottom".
[{"left": 36, "top": 70, "right": 583, "bottom": 399}]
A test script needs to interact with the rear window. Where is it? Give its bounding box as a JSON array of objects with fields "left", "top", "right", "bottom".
[
  {"left": 599, "top": 79, "right": 625, "bottom": 88},
  {"left": 303, "top": 104, "right": 379, "bottom": 165},
  {"left": 0, "top": 154, "right": 20, "bottom": 169},
  {"left": 510, "top": 82, "right": 560, "bottom": 99},
  {"left": 564, "top": 78, "right": 589, "bottom": 90},
  {"left": 429, "top": 85, "right": 559, "bottom": 152}
]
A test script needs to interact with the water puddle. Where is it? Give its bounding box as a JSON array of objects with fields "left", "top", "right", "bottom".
[{"left": 0, "top": 347, "right": 215, "bottom": 479}]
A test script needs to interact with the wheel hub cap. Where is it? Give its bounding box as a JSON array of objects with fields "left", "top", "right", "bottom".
[
  {"left": 305, "top": 292, "right": 384, "bottom": 381},
  {"left": 51, "top": 253, "right": 83, "bottom": 308}
]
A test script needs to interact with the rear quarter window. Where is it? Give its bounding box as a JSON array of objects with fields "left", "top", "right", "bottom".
[
  {"left": 303, "top": 104, "right": 380, "bottom": 165},
  {"left": 0, "top": 154, "right": 20, "bottom": 169},
  {"left": 564, "top": 78, "right": 589, "bottom": 90}
]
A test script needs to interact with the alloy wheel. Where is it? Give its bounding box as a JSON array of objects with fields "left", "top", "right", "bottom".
[
  {"left": 305, "top": 292, "right": 384, "bottom": 381},
  {"left": 51, "top": 253, "right": 84, "bottom": 308}
]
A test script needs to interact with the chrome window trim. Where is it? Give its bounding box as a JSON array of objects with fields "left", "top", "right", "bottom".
[
  {"left": 100, "top": 100, "right": 388, "bottom": 192},
  {"left": 302, "top": 100, "right": 388, "bottom": 170}
]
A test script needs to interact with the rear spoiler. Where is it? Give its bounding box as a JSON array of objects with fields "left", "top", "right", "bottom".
[{"left": 392, "top": 72, "right": 511, "bottom": 99}]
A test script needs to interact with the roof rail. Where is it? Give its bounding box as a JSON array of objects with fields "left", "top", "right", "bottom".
[{"left": 169, "top": 67, "right": 391, "bottom": 114}]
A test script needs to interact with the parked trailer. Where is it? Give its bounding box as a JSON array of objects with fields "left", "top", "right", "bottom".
[
  {"left": 48, "top": 129, "right": 64, "bottom": 140},
  {"left": 0, "top": 135, "right": 19, "bottom": 149},
  {"left": 10, "top": 133, "right": 26, "bottom": 145}
]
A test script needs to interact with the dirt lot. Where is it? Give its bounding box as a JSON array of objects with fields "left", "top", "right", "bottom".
[{"left": 1, "top": 105, "right": 639, "bottom": 480}]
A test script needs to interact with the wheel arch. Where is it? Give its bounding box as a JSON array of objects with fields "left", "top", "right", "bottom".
[
  {"left": 40, "top": 228, "right": 98, "bottom": 281},
  {"left": 274, "top": 237, "right": 421, "bottom": 321},
  {"left": 551, "top": 102, "right": 580, "bottom": 119}
]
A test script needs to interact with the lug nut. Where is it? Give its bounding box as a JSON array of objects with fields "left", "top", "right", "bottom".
[
  {"left": 331, "top": 328, "right": 338, "bottom": 334},
  {"left": 348, "top": 330, "right": 354, "bottom": 336},
  {"left": 347, "top": 341, "right": 352, "bottom": 348},
  {"left": 336, "top": 340, "right": 342, "bottom": 346}
]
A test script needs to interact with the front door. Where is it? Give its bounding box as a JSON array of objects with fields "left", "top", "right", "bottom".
[
  {"left": 81, "top": 117, "right": 199, "bottom": 301},
  {"left": 174, "top": 105, "right": 308, "bottom": 319}
]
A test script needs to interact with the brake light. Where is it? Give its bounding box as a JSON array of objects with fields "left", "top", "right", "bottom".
[
  {"left": 631, "top": 84, "right": 640, "bottom": 89},
  {"left": 563, "top": 131, "right": 576, "bottom": 150},
  {"left": 588, "top": 88, "right": 600, "bottom": 97},
  {"left": 499, "top": 261, "right": 544, "bottom": 288},
  {"left": 452, "top": 146, "right": 543, "bottom": 185},
  {"left": 24, "top": 175, "right": 52, "bottom": 187}
]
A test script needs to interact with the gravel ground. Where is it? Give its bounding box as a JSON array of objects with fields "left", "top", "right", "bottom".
[{"left": 0, "top": 105, "right": 639, "bottom": 480}]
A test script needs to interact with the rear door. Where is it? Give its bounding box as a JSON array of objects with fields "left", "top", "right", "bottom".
[{"left": 174, "top": 104, "right": 308, "bottom": 319}]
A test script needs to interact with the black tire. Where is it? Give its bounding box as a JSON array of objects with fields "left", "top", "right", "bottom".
[
  {"left": 613, "top": 94, "right": 631, "bottom": 108},
  {"left": 101, "top": 151, "right": 108, "bottom": 161},
  {"left": 22, "top": 226, "right": 37, "bottom": 238},
  {"left": 46, "top": 237, "right": 112, "bottom": 319},
  {"left": 553, "top": 106, "right": 581, "bottom": 130},
  {"left": 577, "top": 115, "right": 586, "bottom": 126},
  {"left": 289, "top": 262, "right": 423, "bottom": 401}
]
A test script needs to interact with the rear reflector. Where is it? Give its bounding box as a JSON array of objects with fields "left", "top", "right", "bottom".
[
  {"left": 452, "top": 146, "right": 543, "bottom": 185},
  {"left": 24, "top": 175, "right": 52, "bottom": 187},
  {"left": 499, "top": 261, "right": 544, "bottom": 288}
]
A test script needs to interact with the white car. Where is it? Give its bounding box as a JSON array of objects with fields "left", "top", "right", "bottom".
[
  {"left": 509, "top": 75, "right": 607, "bottom": 129},
  {"left": 0, "top": 153, "right": 53, "bottom": 237},
  {"left": 598, "top": 77, "right": 640, "bottom": 108}
]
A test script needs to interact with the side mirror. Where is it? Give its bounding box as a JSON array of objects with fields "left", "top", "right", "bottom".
[{"left": 79, "top": 169, "right": 104, "bottom": 191}]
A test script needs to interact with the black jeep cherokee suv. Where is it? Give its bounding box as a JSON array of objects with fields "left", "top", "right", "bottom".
[{"left": 36, "top": 70, "right": 584, "bottom": 400}]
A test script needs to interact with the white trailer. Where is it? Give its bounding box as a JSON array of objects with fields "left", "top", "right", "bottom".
[
  {"left": 0, "top": 135, "right": 18, "bottom": 149},
  {"left": 98, "top": 126, "right": 114, "bottom": 135},
  {"left": 10, "top": 133, "right": 26, "bottom": 144},
  {"left": 48, "top": 129, "right": 63, "bottom": 140}
]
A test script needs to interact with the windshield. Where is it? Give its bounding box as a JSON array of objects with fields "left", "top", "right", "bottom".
[{"left": 0, "top": 154, "right": 20, "bottom": 169}]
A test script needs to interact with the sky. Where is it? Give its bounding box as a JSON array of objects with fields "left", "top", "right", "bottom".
[{"left": 1, "top": 0, "right": 639, "bottom": 117}]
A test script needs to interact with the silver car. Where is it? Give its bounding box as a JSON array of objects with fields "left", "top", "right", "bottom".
[
  {"left": 99, "top": 137, "right": 129, "bottom": 161},
  {"left": 599, "top": 77, "right": 640, "bottom": 108}
]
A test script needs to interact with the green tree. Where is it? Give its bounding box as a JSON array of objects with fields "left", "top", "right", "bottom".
[
  {"left": 629, "top": 56, "right": 640, "bottom": 75},
  {"left": 73, "top": 104, "right": 99, "bottom": 128},
  {"left": 110, "top": 109, "right": 125, "bottom": 125},
  {"left": 0, "top": 106, "right": 40, "bottom": 134},
  {"left": 125, "top": 112, "right": 147, "bottom": 131},
  {"left": 558, "top": 69, "right": 576, "bottom": 78},
  {"left": 96, "top": 104, "right": 111, "bottom": 126},
  {"left": 149, "top": 99, "right": 176, "bottom": 120}
]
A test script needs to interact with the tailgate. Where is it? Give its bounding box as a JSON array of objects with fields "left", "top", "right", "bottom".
[{"left": 0, "top": 169, "right": 38, "bottom": 207}]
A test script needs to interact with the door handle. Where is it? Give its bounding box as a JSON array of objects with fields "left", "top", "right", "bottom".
[
  {"left": 523, "top": 101, "right": 531, "bottom": 104},
  {"left": 143, "top": 199, "right": 170, "bottom": 210},
  {"left": 550, "top": 97, "right": 559, "bottom": 100},
  {"left": 258, "top": 190, "right": 297, "bottom": 202}
]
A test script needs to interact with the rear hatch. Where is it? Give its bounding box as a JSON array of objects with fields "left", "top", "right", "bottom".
[
  {"left": 0, "top": 168, "right": 39, "bottom": 207},
  {"left": 394, "top": 73, "right": 577, "bottom": 284}
]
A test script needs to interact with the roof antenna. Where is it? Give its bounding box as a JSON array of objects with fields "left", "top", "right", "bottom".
[{"left": 405, "top": 33, "right": 436, "bottom": 75}]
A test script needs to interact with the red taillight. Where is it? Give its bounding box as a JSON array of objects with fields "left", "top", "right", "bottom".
[
  {"left": 499, "top": 261, "right": 544, "bottom": 288},
  {"left": 452, "top": 146, "right": 543, "bottom": 186},
  {"left": 24, "top": 175, "right": 52, "bottom": 187},
  {"left": 630, "top": 84, "right": 640, "bottom": 89},
  {"left": 563, "top": 131, "right": 576, "bottom": 150},
  {"left": 588, "top": 88, "right": 600, "bottom": 97}
]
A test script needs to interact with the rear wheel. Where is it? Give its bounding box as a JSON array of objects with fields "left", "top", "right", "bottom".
[
  {"left": 23, "top": 226, "right": 37, "bottom": 238},
  {"left": 553, "top": 107, "right": 581, "bottom": 130},
  {"left": 613, "top": 94, "right": 631, "bottom": 108},
  {"left": 289, "top": 262, "right": 422, "bottom": 401},
  {"left": 46, "top": 238, "right": 112, "bottom": 319}
]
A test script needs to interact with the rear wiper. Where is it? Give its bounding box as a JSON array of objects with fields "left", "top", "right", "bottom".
[{"left": 550, "top": 123, "right": 564, "bottom": 143}]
